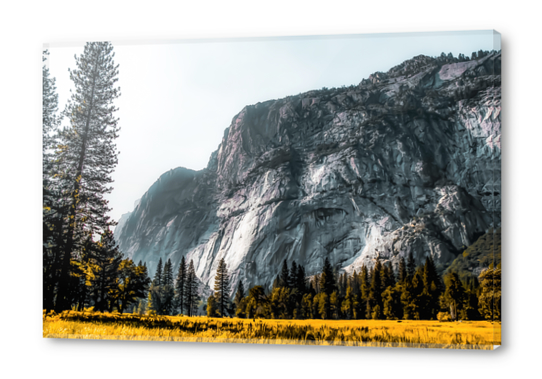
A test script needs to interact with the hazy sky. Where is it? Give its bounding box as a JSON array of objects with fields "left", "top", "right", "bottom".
[{"left": 46, "top": 30, "right": 499, "bottom": 225}]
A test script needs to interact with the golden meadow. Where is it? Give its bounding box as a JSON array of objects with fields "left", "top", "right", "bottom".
[{"left": 43, "top": 311, "right": 500, "bottom": 349}]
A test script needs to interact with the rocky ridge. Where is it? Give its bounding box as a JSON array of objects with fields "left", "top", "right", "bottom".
[{"left": 115, "top": 51, "right": 501, "bottom": 295}]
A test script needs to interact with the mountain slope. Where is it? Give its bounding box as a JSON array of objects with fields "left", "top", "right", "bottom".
[{"left": 115, "top": 51, "right": 501, "bottom": 295}]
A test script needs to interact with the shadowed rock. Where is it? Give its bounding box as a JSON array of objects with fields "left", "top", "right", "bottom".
[{"left": 115, "top": 51, "right": 501, "bottom": 295}]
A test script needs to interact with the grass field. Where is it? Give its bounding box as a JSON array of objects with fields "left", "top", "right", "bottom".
[{"left": 43, "top": 311, "right": 501, "bottom": 349}]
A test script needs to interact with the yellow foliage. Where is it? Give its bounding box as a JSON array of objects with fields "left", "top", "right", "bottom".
[{"left": 43, "top": 311, "right": 500, "bottom": 349}]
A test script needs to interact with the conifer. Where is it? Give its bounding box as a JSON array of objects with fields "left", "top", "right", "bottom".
[
  {"left": 280, "top": 260, "right": 290, "bottom": 288},
  {"left": 175, "top": 257, "right": 187, "bottom": 314},
  {"left": 321, "top": 257, "right": 336, "bottom": 295},
  {"left": 214, "top": 257, "right": 230, "bottom": 317},
  {"left": 54, "top": 42, "right": 121, "bottom": 311},
  {"left": 85, "top": 230, "right": 122, "bottom": 312},
  {"left": 161, "top": 259, "right": 175, "bottom": 314},
  {"left": 184, "top": 260, "right": 200, "bottom": 316},
  {"left": 407, "top": 251, "right": 416, "bottom": 278},
  {"left": 398, "top": 257, "right": 407, "bottom": 283},
  {"left": 234, "top": 280, "right": 245, "bottom": 309}
]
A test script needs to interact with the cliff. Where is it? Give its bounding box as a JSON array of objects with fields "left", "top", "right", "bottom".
[{"left": 115, "top": 51, "right": 501, "bottom": 295}]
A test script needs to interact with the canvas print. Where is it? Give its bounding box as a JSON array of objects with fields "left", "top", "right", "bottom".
[{"left": 42, "top": 30, "right": 501, "bottom": 349}]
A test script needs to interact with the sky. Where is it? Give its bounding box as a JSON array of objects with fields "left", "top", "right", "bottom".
[{"left": 46, "top": 30, "right": 499, "bottom": 225}]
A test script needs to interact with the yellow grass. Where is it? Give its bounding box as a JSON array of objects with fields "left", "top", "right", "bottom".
[{"left": 43, "top": 311, "right": 501, "bottom": 349}]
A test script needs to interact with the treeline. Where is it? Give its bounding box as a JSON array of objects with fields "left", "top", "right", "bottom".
[
  {"left": 207, "top": 254, "right": 501, "bottom": 322},
  {"left": 140, "top": 257, "right": 201, "bottom": 317}
]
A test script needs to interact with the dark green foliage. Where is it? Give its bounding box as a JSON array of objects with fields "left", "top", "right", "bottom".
[
  {"left": 234, "top": 280, "right": 245, "bottom": 308},
  {"left": 175, "top": 257, "right": 187, "bottom": 314},
  {"left": 341, "top": 285, "right": 357, "bottom": 319},
  {"left": 213, "top": 258, "right": 230, "bottom": 317},
  {"left": 245, "top": 286, "right": 268, "bottom": 319},
  {"left": 184, "top": 260, "right": 200, "bottom": 317},
  {"left": 51, "top": 42, "right": 121, "bottom": 311},
  {"left": 407, "top": 252, "right": 416, "bottom": 278},
  {"left": 441, "top": 272, "right": 466, "bottom": 321},
  {"left": 295, "top": 264, "right": 308, "bottom": 295},
  {"left": 224, "top": 255, "right": 494, "bottom": 322},
  {"left": 320, "top": 257, "right": 336, "bottom": 295},
  {"left": 478, "top": 268, "right": 501, "bottom": 321},
  {"left": 270, "top": 287, "right": 294, "bottom": 319},
  {"left": 368, "top": 261, "right": 384, "bottom": 318},
  {"left": 382, "top": 262, "right": 396, "bottom": 289},
  {"left": 422, "top": 256, "right": 443, "bottom": 319},
  {"left": 398, "top": 257, "right": 407, "bottom": 283},
  {"left": 161, "top": 259, "right": 175, "bottom": 315},
  {"left": 85, "top": 230, "right": 123, "bottom": 312},
  {"left": 461, "top": 278, "right": 482, "bottom": 320},
  {"left": 234, "top": 281, "right": 246, "bottom": 317},
  {"left": 147, "top": 258, "right": 163, "bottom": 314},
  {"left": 445, "top": 229, "right": 501, "bottom": 282},
  {"left": 114, "top": 259, "right": 151, "bottom": 313},
  {"left": 290, "top": 261, "right": 298, "bottom": 289},
  {"left": 329, "top": 291, "right": 341, "bottom": 319},
  {"left": 383, "top": 284, "right": 403, "bottom": 320},
  {"left": 314, "top": 292, "right": 330, "bottom": 319},
  {"left": 301, "top": 293, "right": 313, "bottom": 319},
  {"left": 359, "top": 265, "right": 370, "bottom": 319},
  {"left": 207, "top": 294, "right": 219, "bottom": 317},
  {"left": 42, "top": 49, "right": 67, "bottom": 312},
  {"left": 280, "top": 260, "right": 290, "bottom": 289},
  {"left": 153, "top": 258, "right": 163, "bottom": 288}
]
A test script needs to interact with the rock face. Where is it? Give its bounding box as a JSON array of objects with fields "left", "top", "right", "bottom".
[{"left": 115, "top": 51, "right": 501, "bottom": 295}]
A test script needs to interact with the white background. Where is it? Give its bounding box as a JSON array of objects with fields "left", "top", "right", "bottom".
[{"left": 0, "top": 0, "right": 537, "bottom": 378}]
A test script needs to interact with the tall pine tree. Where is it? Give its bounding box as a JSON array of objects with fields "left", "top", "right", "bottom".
[
  {"left": 161, "top": 259, "right": 175, "bottom": 315},
  {"left": 54, "top": 42, "right": 121, "bottom": 311},
  {"left": 184, "top": 260, "right": 200, "bottom": 316},
  {"left": 85, "top": 230, "right": 122, "bottom": 312},
  {"left": 175, "top": 257, "right": 187, "bottom": 314},
  {"left": 213, "top": 257, "right": 230, "bottom": 317},
  {"left": 42, "top": 49, "right": 64, "bottom": 311}
]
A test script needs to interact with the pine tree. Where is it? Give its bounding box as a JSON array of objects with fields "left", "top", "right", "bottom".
[
  {"left": 115, "top": 259, "right": 151, "bottom": 313},
  {"left": 234, "top": 280, "right": 245, "bottom": 310},
  {"left": 441, "top": 271, "right": 466, "bottom": 321},
  {"left": 359, "top": 265, "right": 370, "bottom": 319},
  {"left": 42, "top": 49, "right": 66, "bottom": 311},
  {"left": 148, "top": 258, "right": 163, "bottom": 314},
  {"left": 407, "top": 252, "right": 416, "bottom": 278},
  {"left": 207, "top": 294, "right": 219, "bottom": 317},
  {"left": 410, "top": 266, "right": 426, "bottom": 320},
  {"left": 382, "top": 284, "right": 403, "bottom": 320},
  {"left": 85, "top": 229, "right": 122, "bottom": 312},
  {"left": 311, "top": 274, "right": 320, "bottom": 294},
  {"left": 320, "top": 257, "right": 336, "bottom": 295},
  {"left": 398, "top": 257, "right": 407, "bottom": 283},
  {"left": 54, "top": 42, "right": 121, "bottom": 311},
  {"left": 280, "top": 260, "right": 290, "bottom": 288},
  {"left": 330, "top": 291, "right": 341, "bottom": 319},
  {"left": 382, "top": 262, "right": 396, "bottom": 289},
  {"left": 422, "top": 256, "right": 443, "bottom": 319},
  {"left": 478, "top": 268, "right": 501, "bottom": 321},
  {"left": 184, "top": 260, "right": 200, "bottom": 317},
  {"left": 161, "top": 259, "right": 175, "bottom": 315},
  {"left": 154, "top": 258, "right": 163, "bottom": 288},
  {"left": 341, "top": 285, "right": 357, "bottom": 319},
  {"left": 368, "top": 261, "right": 384, "bottom": 319},
  {"left": 214, "top": 257, "right": 230, "bottom": 317},
  {"left": 175, "top": 257, "right": 187, "bottom": 314},
  {"left": 290, "top": 261, "right": 298, "bottom": 289},
  {"left": 296, "top": 264, "right": 307, "bottom": 295}
]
